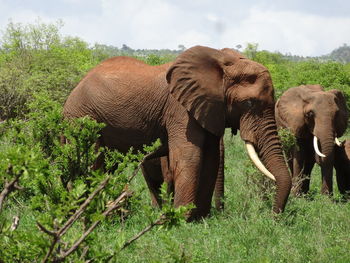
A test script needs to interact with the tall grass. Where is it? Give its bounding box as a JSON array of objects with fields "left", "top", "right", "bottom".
[{"left": 79, "top": 132, "right": 350, "bottom": 262}]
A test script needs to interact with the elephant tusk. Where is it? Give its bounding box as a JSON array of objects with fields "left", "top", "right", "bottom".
[
  {"left": 245, "top": 142, "right": 276, "bottom": 181},
  {"left": 335, "top": 137, "right": 342, "bottom": 147},
  {"left": 313, "top": 136, "right": 326, "bottom": 158}
]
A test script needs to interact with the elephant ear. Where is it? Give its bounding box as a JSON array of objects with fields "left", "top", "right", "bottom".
[
  {"left": 329, "top": 89, "right": 349, "bottom": 136},
  {"left": 166, "top": 46, "right": 233, "bottom": 137},
  {"left": 275, "top": 86, "right": 312, "bottom": 137}
]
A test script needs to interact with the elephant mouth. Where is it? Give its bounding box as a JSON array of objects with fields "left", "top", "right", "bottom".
[{"left": 245, "top": 141, "right": 276, "bottom": 181}]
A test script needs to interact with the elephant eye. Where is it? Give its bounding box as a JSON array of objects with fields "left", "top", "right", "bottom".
[
  {"left": 244, "top": 99, "right": 253, "bottom": 108},
  {"left": 305, "top": 110, "right": 314, "bottom": 119}
]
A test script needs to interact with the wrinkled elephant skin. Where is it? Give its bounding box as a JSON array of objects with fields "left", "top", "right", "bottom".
[{"left": 64, "top": 45, "right": 292, "bottom": 219}]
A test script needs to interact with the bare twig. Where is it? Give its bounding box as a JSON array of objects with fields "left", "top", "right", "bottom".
[
  {"left": 104, "top": 214, "right": 167, "bottom": 262},
  {"left": 127, "top": 151, "right": 155, "bottom": 183},
  {"left": 42, "top": 236, "right": 59, "bottom": 263},
  {"left": 37, "top": 222, "right": 56, "bottom": 237},
  {"left": 79, "top": 246, "right": 89, "bottom": 261},
  {"left": 39, "top": 152, "right": 146, "bottom": 262},
  {"left": 39, "top": 177, "right": 110, "bottom": 263},
  {"left": 0, "top": 167, "right": 23, "bottom": 213},
  {"left": 57, "top": 190, "right": 133, "bottom": 261},
  {"left": 121, "top": 215, "right": 165, "bottom": 250},
  {"left": 57, "top": 176, "right": 110, "bottom": 237},
  {"left": 127, "top": 164, "right": 142, "bottom": 183},
  {"left": 104, "top": 190, "right": 133, "bottom": 216}
]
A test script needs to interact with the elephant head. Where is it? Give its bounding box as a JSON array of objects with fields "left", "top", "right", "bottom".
[
  {"left": 275, "top": 85, "right": 349, "bottom": 164},
  {"left": 166, "top": 46, "right": 291, "bottom": 212}
]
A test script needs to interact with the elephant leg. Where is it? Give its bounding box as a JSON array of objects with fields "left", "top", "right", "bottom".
[
  {"left": 334, "top": 148, "right": 350, "bottom": 197},
  {"left": 169, "top": 131, "right": 219, "bottom": 220},
  {"left": 141, "top": 158, "right": 164, "bottom": 207},
  {"left": 214, "top": 136, "right": 225, "bottom": 211},
  {"left": 291, "top": 146, "right": 306, "bottom": 196},
  {"left": 169, "top": 144, "right": 203, "bottom": 219},
  {"left": 335, "top": 169, "right": 348, "bottom": 196},
  {"left": 301, "top": 157, "right": 315, "bottom": 194},
  {"left": 92, "top": 137, "right": 108, "bottom": 171},
  {"left": 285, "top": 149, "right": 294, "bottom": 175},
  {"left": 197, "top": 133, "right": 221, "bottom": 216},
  {"left": 337, "top": 167, "right": 350, "bottom": 197},
  {"left": 92, "top": 151, "right": 105, "bottom": 170},
  {"left": 160, "top": 156, "right": 175, "bottom": 195},
  {"left": 321, "top": 164, "right": 334, "bottom": 195},
  {"left": 341, "top": 169, "right": 350, "bottom": 197},
  {"left": 292, "top": 139, "right": 314, "bottom": 195}
]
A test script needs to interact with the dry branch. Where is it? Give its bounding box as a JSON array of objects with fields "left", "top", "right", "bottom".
[
  {"left": 127, "top": 150, "right": 159, "bottom": 183},
  {"left": 57, "top": 190, "right": 133, "bottom": 260},
  {"left": 39, "top": 176, "right": 111, "bottom": 263},
  {"left": 121, "top": 215, "right": 166, "bottom": 250},
  {"left": 38, "top": 150, "right": 151, "bottom": 262},
  {"left": 57, "top": 176, "right": 110, "bottom": 237},
  {"left": 0, "top": 167, "right": 23, "bottom": 213}
]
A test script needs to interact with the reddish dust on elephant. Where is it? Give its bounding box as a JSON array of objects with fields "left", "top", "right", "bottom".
[{"left": 64, "top": 45, "right": 292, "bottom": 220}]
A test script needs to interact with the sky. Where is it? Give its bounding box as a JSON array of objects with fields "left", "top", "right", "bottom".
[{"left": 0, "top": 0, "right": 349, "bottom": 56}]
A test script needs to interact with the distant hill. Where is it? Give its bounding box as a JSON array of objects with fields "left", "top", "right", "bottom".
[
  {"left": 324, "top": 44, "right": 350, "bottom": 63},
  {"left": 281, "top": 44, "right": 350, "bottom": 63},
  {"left": 91, "top": 43, "right": 350, "bottom": 64}
]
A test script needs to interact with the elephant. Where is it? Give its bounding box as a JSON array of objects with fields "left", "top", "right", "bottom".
[
  {"left": 63, "top": 45, "right": 292, "bottom": 220},
  {"left": 334, "top": 140, "right": 350, "bottom": 196},
  {"left": 275, "top": 85, "right": 349, "bottom": 196}
]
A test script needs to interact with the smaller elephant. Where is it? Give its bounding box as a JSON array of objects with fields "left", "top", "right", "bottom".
[
  {"left": 334, "top": 140, "right": 350, "bottom": 196},
  {"left": 275, "top": 85, "right": 349, "bottom": 195}
]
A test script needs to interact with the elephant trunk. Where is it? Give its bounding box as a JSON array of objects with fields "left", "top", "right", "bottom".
[
  {"left": 314, "top": 120, "right": 336, "bottom": 194},
  {"left": 314, "top": 119, "right": 336, "bottom": 165},
  {"left": 241, "top": 107, "right": 292, "bottom": 213}
]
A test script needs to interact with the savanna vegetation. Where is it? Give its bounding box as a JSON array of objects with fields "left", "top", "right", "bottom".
[{"left": 0, "top": 20, "right": 350, "bottom": 262}]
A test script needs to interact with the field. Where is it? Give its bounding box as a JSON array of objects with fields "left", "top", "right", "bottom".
[
  {"left": 116, "top": 133, "right": 350, "bottom": 262},
  {"left": 1, "top": 21, "right": 350, "bottom": 262}
]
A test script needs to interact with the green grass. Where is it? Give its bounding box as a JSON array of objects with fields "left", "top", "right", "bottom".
[
  {"left": 3, "top": 131, "right": 350, "bottom": 262},
  {"left": 91, "top": 131, "right": 350, "bottom": 262}
]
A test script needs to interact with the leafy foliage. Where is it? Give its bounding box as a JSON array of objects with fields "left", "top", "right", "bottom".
[
  {"left": 278, "top": 128, "right": 298, "bottom": 153},
  {"left": 0, "top": 94, "right": 188, "bottom": 262},
  {"left": 0, "top": 20, "right": 100, "bottom": 120},
  {"left": 0, "top": 20, "right": 350, "bottom": 262}
]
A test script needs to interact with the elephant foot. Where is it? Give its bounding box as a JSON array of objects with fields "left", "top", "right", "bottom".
[{"left": 185, "top": 209, "right": 210, "bottom": 222}]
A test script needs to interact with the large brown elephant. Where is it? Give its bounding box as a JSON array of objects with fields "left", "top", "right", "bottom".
[
  {"left": 64, "top": 45, "right": 291, "bottom": 219},
  {"left": 334, "top": 140, "right": 350, "bottom": 196},
  {"left": 275, "top": 85, "right": 349, "bottom": 195}
]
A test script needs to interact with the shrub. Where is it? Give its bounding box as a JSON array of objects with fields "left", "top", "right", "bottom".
[
  {"left": 0, "top": 94, "right": 190, "bottom": 262},
  {"left": 0, "top": 20, "right": 101, "bottom": 120}
]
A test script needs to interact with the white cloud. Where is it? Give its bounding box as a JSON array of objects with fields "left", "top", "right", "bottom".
[
  {"left": 221, "top": 7, "right": 350, "bottom": 56},
  {"left": 176, "top": 30, "right": 212, "bottom": 48},
  {"left": 0, "top": 0, "right": 349, "bottom": 56}
]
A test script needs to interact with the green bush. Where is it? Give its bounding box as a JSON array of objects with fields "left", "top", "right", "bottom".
[
  {"left": 1, "top": 23, "right": 350, "bottom": 262},
  {"left": 0, "top": 94, "right": 189, "bottom": 262},
  {"left": 0, "top": 20, "right": 101, "bottom": 120}
]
